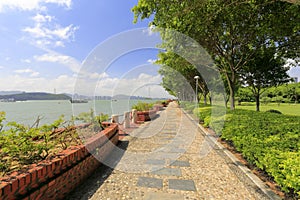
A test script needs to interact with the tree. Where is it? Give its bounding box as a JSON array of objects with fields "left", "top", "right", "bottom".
[
  {"left": 286, "top": 83, "right": 300, "bottom": 103},
  {"left": 241, "top": 46, "right": 290, "bottom": 111},
  {"left": 237, "top": 87, "right": 254, "bottom": 104},
  {"left": 133, "top": 0, "right": 300, "bottom": 110},
  {"left": 157, "top": 51, "right": 210, "bottom": 104}
]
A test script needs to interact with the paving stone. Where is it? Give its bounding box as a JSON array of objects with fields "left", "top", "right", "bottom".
[
  {"left": 144, "top": 192, "right": 184, "bottom": 200},
  {"left": 170, "top": 160, "right": 190, "bottom": 167},
  {"left": 145, "top": 159, "right": 165, "bottom": 165},
  {"left": 160, "top": 137, "right": 173, "bottom": 141},
  {"left": 162, "top": 132, "right": 177, "bottom": 135},
  {"left": 169, "top": 148, "right": 186, "bottom": 153},
  {"left": 168, "top": 179, "right": 196, "bottom": 191},
  {"left": 152, "top": 167, "right": 182, "bottom": 176},
  {"left": 137, "top": 177, "right": 163, "bottom": 189}
]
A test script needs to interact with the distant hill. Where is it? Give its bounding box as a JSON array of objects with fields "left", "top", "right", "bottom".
[{"left": 0, "top": 92, "right": 71, "bottom": 101}]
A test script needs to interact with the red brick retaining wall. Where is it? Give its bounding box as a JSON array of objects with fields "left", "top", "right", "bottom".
[
  {"left": 137, "top": 110, "right": 157, "bottom": 122},
  {"left": 0, "top": 123, "right": 119, "bottom": 200}
]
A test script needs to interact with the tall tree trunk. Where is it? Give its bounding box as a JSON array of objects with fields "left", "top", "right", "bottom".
[
  {"left": 225, "top": 71, "right": 236, "bottom": 110},
  {"left": 255, "top": 94, "right": 260, "bottom": 111},
  {"left": 223, "top": 93, "right": 229, "bottom": 108},
  {"left": 228, "top": 82, "right": 235, "bottom": 110},
  {"left": 255, "top": 88, "right": 261, "bottom": 111}
]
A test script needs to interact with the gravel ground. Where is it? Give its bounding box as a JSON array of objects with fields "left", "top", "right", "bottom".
[{"left": 66, "top": 102, "right": 277, "bottom": 200}]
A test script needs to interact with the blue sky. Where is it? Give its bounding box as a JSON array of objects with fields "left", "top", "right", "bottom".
[
  {"left": 0, "top": 0, "right": 173, "bottom": 98},
  {"left": 0, "top": 1, "right": 299, "bottom": 98}
]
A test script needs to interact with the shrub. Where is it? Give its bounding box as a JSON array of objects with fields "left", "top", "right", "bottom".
[
  {"left": 0, "top": 114, "right": 66, "bottom": 174},
  {"left": 132, "top": 102, "right": 154, "bottom": 111},
  {"left": 221, "top": 109, "right": 300, "bottom": 196},
  {"left": 193, "top": 106, "right": 211, "bottom": 123},
  {"left": 266, "top": 109, "right": 282, "bottom": 114},
  {"left": 181, "top": 102, "right": 196, "bottom": 113},
  {"left": 0, "top": 113, "right": 85, "bottom": 176},
  {"left": 261, "top": 96, "right": 271, "bottom": 105}
]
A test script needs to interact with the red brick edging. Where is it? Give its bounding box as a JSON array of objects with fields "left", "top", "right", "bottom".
[
  {"left": 136, "top": 110, "right": 157, "bottom": 123},
  {"left": 0, "top": 123, "right": 119, "bottom": 200}
]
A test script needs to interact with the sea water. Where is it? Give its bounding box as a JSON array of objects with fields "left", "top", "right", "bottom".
[{"left": 0, "top": 100, "right": 151, "bottom": 126}]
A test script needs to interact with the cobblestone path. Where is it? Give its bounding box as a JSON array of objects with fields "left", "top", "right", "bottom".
[{"left": 67, "top": 102, "right": 278, "bottom": 200}]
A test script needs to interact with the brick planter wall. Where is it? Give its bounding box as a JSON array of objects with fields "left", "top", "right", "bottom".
[
  {"left": 136, "top": 110, "right": 157, "bottom": 123},
  {"left": 0, "top": 123, "right": 119, "bottom": 200}
]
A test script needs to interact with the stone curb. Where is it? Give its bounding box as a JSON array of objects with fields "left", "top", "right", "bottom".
[{"left": 181, "top": 108, "right": 282, "bottom": 200}]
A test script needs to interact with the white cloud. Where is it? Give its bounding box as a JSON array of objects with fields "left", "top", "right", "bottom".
[
  {"left": 45, "top": 0, "right": 72, "bottom": 9},
  {"left": 54, "top": 41, "right": 64, "bottom": 47},
  {"left": 23, "top": 14, "right": 79, "bottom": 48},
  {"left": 50, "top": 24, "right": 78, "bottom": 40},
  {"left": 0, "top": 0, "right": 72, "bottom": 12},
  {"left": 94, "top": 73, "right": 170, "bottom": 98},
  {"left": 34, "top": 53, "right": 80, "bottom": 73},
  {"left": 0, "top": 74, "right": 75, "bottom": 94},
  {"left": 32, "top": 13, "right": 53, "bottom": 23},
  {"left": 0, "top": 0, "right": 41, "bottom": 12},
  {"left": 88, "top": 72, "right": 109, "bottom": 80},
  {"left": 14, "top": 68, "right": 40, "bottom": 77},
  {"left": 0, "top": 70, "right": 172, "bottom": 98},
  {"left": 30, "top": 71, "right": 40, "bottom": 77},
  {"left": 35, "top": 53, "right": 70, "bottom": 63},
  {"left": 142, "top": 25, "right": 156, "bottom": 36},
  {"left": 147, "top": 59, "right": 157, "bottom": 64},
  {"left": 21, "top": 59, "right": 31, "bottom": 63},
  {"left": 14, "top": 68, "right": 35, "bottom": 74}
]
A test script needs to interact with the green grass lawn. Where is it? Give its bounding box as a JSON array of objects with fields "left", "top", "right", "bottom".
[{"left": 237, "top": 102, "right": 300, "bottom": 116}]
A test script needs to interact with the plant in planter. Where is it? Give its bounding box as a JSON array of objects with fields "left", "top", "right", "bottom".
[
  {"left": 73, "top": 109, "right": 109, "bottom": 131},
  {"left": 0, "top": 113, "right": 74, "bottom": 176},
  {"left": 132, "top": 102, "right": 154, "bottom": 111},
  {"left": 0, "top": 110, "right": 109, "bottom": 177},
  {"left": 131, "top": 102, "right": 156, "bottom": 122}
]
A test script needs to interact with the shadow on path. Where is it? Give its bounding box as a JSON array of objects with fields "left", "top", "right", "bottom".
[{"left": 66, "top": 140, "right": 129, "bottom": 200}]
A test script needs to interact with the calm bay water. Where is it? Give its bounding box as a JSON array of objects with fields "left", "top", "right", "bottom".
[{"left": 0, "top": 100, "right": 149, "bottom": 126}]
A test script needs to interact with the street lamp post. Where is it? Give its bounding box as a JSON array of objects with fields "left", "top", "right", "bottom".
[{"left": 194, "top": 76, "right": 200, "bottom": 116}]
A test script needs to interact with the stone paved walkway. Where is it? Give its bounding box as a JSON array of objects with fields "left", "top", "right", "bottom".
[{"left": 67, "top": 102, "right": 277, "bottom": 200}]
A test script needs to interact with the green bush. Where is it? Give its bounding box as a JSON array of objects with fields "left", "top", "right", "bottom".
[
  {"left": 193, "top": 106, "right": 211, "bottom": 123},
  {"left": 0, "top": 113, "right": 82, "bottom": 175},
  {"left": 221, "top": 109, "right": 300, "bottom": 196},
  {"left": 0, "top": 114, "right": 66, "bottom": 174},
  {"left": 131, "top": 102, "right": 154, "bottom": 111},
  {"left": 180, "top": 101, "right": 195, "bottom": 113},
  {"left": 0, "top": 110, "right": 112, "bottom": 176},
  {"left": 74, "top": 110, "right": 109, "bottom": 129},
  {"left": 266, "top": 109, "right": 282, "bottom": 114},
  {"left": 180, "top": 101, "right": 300, "bottom": 196}
]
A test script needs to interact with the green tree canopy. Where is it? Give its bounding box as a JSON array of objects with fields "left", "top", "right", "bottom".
[
  {"left": 241, "top": 46, "right": 291, "bottom": 111},
  {"left": 133, "top": 0, "right": 300, "bottom": 110}
]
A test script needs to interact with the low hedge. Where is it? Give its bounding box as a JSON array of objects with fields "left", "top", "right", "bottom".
[
  {"left": 221, "top": 109, "right": 300, "bottom": 196},
  {"left": 190, "top": 106, "right": 300, "bottom": 197}
]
